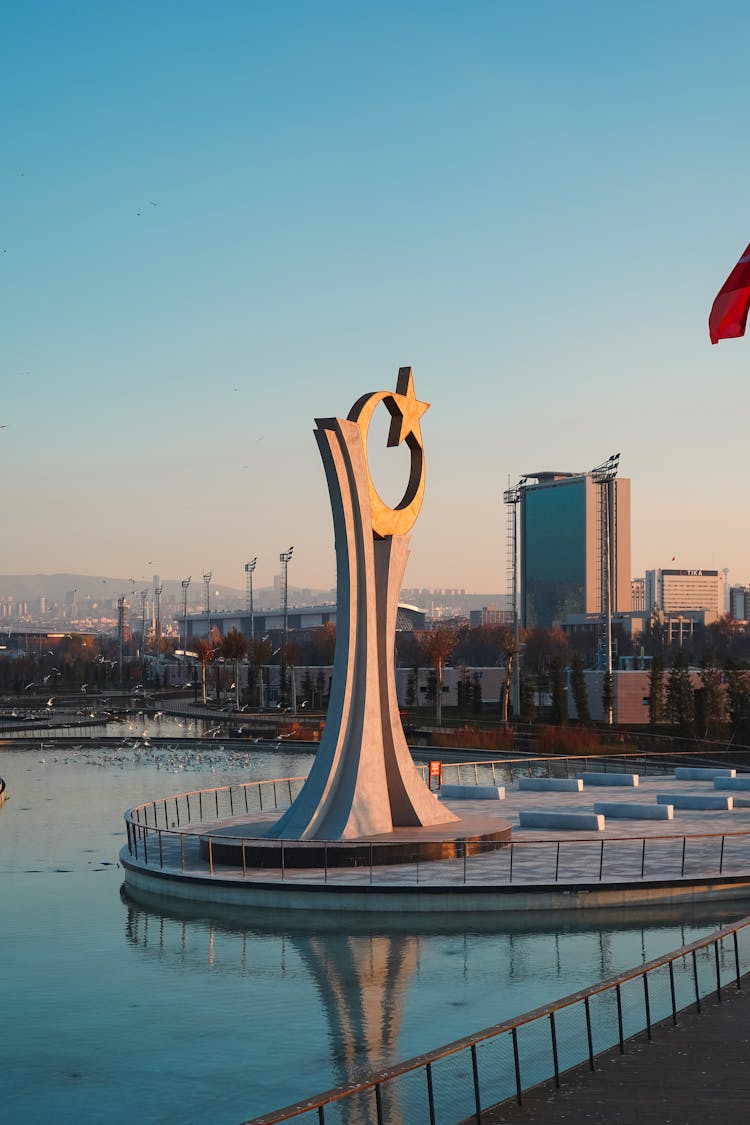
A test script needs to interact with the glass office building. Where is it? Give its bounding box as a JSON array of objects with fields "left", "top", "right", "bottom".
[{"left": 520, "top": 472, "right": 631, "bottom": 629}]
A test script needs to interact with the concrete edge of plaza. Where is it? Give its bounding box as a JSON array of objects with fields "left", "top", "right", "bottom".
[{"left": 119, "top": 850, "right": 750, "bottom": 915}]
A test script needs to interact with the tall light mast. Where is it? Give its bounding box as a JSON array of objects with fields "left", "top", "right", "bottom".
[
  {"left": 591, "top": 453, "right": 620, "bottom": 725},
  {"left": 503, "top": 478, "right": 525, "bottom": 717},
  {"left": 181, "top": 576, "right": 191, "bottom": 668},
  {"left": 279, "top": 547, "right": 294, "bottom": 701}
]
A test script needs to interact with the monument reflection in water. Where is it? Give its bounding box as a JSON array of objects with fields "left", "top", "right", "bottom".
[{"left": 122, "top": 887, "right": 742, "bottom": 1125}]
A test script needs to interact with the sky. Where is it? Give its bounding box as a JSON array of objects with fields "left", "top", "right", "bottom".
[{"left": 3, "top": 0, "right": 750, "bottom": 597}]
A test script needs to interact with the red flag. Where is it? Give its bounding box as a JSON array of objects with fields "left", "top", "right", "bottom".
[{"left": 709, "top": 242, "right": 750, "bottom": 343}]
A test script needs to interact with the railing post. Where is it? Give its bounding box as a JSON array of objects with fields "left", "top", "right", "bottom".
[
  {"left": 719, "top": 835, "right": 726, "bottom": 874},
  {"left": 425, "top": 1061, "right": 436, "bottom": 1125},
  {"left": 244, "top": 785, "right": 249, "bottom": 814},
  {"left": 555, "top": 841, "right": 560, "bottom": 882},
  {"left": 714, "top": 941, "right": 722, "bottom": 1002},
  {"left": 692, "top": 950, "right": 701, "bottom": 1013},
  {"left": 175, "top": 797, "right": 180, "bottom": 827},
  {"left": 669, "top": 959, "right": 677, "bottom": 1024},
  {"left": 643, "top": 972, "right": 652, "bottom": 1040},
  {"left": 463, "top": 840, "right": 467, "bottom": 884},
  {"left": 509, "top": 841, "right": 514, "bottom": 884},
  {"left": 616, "top": 984, "right": 625, "bottom": 1052},
  {"left": 471, "top": 1042, "right": 482, "bottom": 1123},
  {"left": 511, "top": 1027, "right": 522, "bottom": 1105},
  {"left": 374, "top": 1082, "right": 384, "bottom": 1125},
  {"left": 599, "top": 840, "right": 604, "bottom": 880},
  {"left": 208, "top": 836, "right": 214, "bottom": 875},
  {"left": 584, "top": 996, "right": 595, "bottom": 1067},
  {"left": 158, "top": 831, "right": 163, "bottom": 869},
  {"left": 734, "top": 930, "right": 741, "bottom": 989},
  {"left": 641, "top": 837, "right": 646, "bottom": 879},
  {"left": 681, "top": 836, "right": 687, "bottom": 877},
  {"left": 549, "top": 1012, "right": 560, "bottom": 1087},
  {"left": 242, "top": 840, "right": 247, "bottom": 879}
]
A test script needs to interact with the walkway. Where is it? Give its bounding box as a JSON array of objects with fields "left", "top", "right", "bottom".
[{"left": 476, "top": 975, "right": 750, "bottom": 1124}]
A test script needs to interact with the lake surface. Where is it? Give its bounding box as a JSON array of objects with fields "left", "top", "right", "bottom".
[{"left": 1, "top": 737, "right": 745, "bottom": 1124}]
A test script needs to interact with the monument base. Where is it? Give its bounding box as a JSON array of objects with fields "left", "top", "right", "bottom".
[{"left": 199, "top": 811, "right": 512, "bottom": 869}]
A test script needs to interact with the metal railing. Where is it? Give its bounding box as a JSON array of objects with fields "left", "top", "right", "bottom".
[
  {"left": 240, "top": 912, "right": 750, "bottom": 1125},
  {"left": 122, "top": 754, "right": 750, "bottom": 888}
]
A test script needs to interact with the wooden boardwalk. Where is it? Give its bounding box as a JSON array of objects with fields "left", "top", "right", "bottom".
[{"left": 475, "top": 975, "right": 750, "bottom": 1124}]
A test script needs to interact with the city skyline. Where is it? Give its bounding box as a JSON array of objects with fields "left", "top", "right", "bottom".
[{"left": 3, "top": 3, "right": 750, "bottom": 592}]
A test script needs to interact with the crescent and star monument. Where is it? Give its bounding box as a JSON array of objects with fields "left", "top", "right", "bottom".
[{"left": 270, "top": 367, "right": 459, "bottom": 840}]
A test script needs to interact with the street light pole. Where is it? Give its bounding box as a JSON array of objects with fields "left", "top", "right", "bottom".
[
  {"left": 279, "top": 547, "right": 294, "bottom": 703},
  {"left": 181, "top": 576, "right": 191, "bottom": 670},
  {"left": 245, "top": 558, "right": 257, "bottom": 703},
  {"left": 203, "top": 570, "right": 212, "bottom": 641},
  {"left": 591, "top": 453, "right": 620, "bottom": 726},
  {"left": 154, "top": 585, "right": 163, "bottom": 661},
  {"left": 140, "top": 589, "right": 148, "bottom": 659}
]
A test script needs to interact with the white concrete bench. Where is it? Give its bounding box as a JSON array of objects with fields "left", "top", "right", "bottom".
[
  {"left": 440, "top": 784, "right": 505, "bottom": 800},
  {"left": 656, "top": 793, "right": 734, "bottom": 810},
  {"left": 593, "top": 801, "right": 673, "bottom": 820},
  {"left": 519, "top": 810, "right": 604, "bottom": 831},
  {"left": 714, "top": 776, "right": 750, "bottom": 791},
  {"left": 674, "top": 767, "right": 736, "bottom": 781},
  {"left": 518, "top": 777, "right": 584, "bottom": 793},
  {"left": 580, "top": 772, "right": 639, "bottom": 787}
]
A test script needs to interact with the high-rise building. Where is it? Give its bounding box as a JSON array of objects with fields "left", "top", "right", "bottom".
[
  {"left": 644, "top": 568, "right": 721, "bottom": 620},
  {"left": 728, "top": 585, "right": 749, "bottom": 621},
  {"left": 519, "top": 470, "right": 631, "bottom": 628}
]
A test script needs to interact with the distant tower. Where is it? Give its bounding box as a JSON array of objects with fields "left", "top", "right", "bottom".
[{"left": 723, "top": 568, "right": 730, "bottom": 614}]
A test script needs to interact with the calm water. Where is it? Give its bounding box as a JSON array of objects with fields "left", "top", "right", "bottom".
[{"left": 0, "top": 737, "right": 746, "bottom": 1124}]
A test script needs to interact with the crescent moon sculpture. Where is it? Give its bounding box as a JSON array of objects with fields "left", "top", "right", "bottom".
[
  {"left": 270, "top": 366, "right": 457, "bottom": 840},
  {"left": 347, "top": 368, "right": 429, "bottom": 538}
]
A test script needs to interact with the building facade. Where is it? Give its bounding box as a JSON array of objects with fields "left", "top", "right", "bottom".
[
  {"left": 519, "top": 471, "right": 631, "bottom": 628},
  {"left": 644, "top": 569, "right": 722, "bottom": 621}
]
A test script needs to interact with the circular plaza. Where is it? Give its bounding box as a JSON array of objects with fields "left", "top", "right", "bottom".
[{"left": 121, "top": 750, "right": 750, "bottom": 915}]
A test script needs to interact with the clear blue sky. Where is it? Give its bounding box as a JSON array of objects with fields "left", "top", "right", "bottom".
[{"left": 2, "top": 0, "right": 749, "bottom": 595}]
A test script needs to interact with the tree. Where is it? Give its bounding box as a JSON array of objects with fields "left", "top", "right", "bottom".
[
  {"left": 192, "top": 637, "right": 214, "bottom": 705},
  {"left": 602, "top": 671, "right": 613, "bottom": 725},
  {"left": 250, "top": 635, "right": 272, "bottom": 707},
  {"left": 471, "top": 671, "right": 483, "bottom": 715},
  {"left": 570, "top": 654, "right": 590, "bottom": 724},
  {"left": 221, "top": 627, "right": 248, "bottom": 709},
  {"left": 418, "top": 627, "right": 457, "bottom": 726},
  {"left": 648, "top": 653, "right": 666, "bottom": 725},
  {"left": 725, "top": 667, "right": 750, "bottom": 745},
  {"left": 519, "top": 671, "right": 537, "bottom": 723},
  {"left": 666, "top": 653, "right": 695, "bottom": 737},
  {"left": 694, "top": 657, "right": 725, "bottom": 738},
  {"left": 550, "top": 656, "right": 567, "bottom": 725},
  {"left": 498, "top": 627, "right": 518, "bottom": 723}
]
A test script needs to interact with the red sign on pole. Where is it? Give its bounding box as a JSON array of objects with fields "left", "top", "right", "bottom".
[{"left": 428, "top": 760, "right": 442, "bottom": 790}]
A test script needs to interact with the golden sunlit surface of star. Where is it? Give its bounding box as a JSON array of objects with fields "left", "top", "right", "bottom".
[{"left": 385, "top": 367, "right": 430, "bottom": 449}]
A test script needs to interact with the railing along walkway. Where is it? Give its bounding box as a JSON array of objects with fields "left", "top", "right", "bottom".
[
  {"left": 123, "top": 753, "right": 750, "bottom": 889},
  {"left": 240, "top": 914, "right": 750, "bottom": 1125}
]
